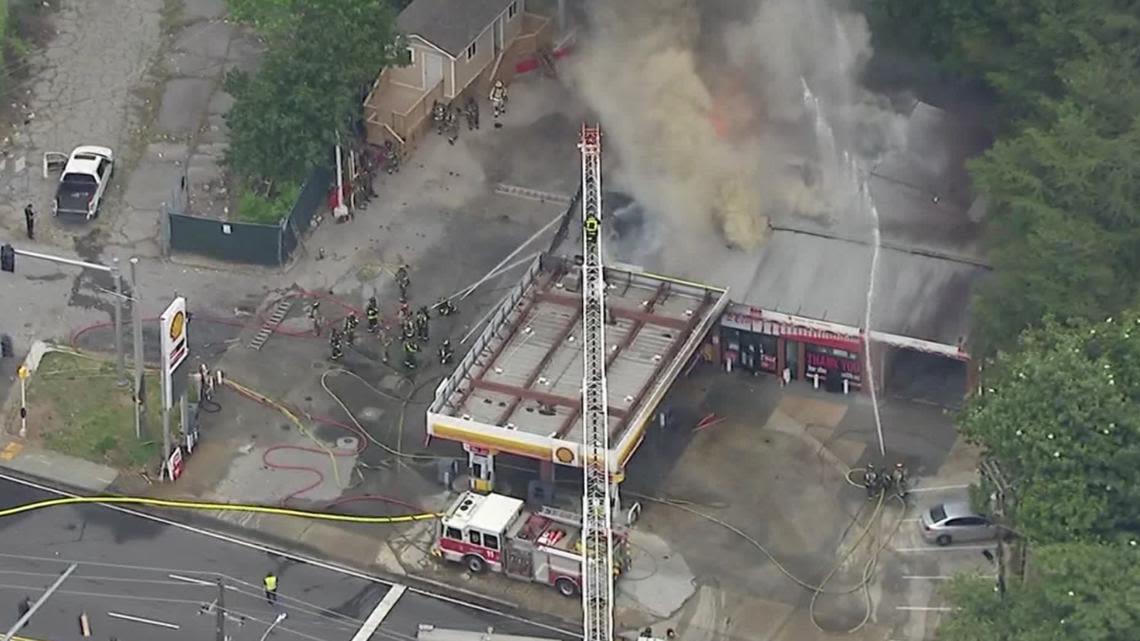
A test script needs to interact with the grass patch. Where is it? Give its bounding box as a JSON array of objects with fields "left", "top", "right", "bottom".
[
  {"left": 235, "top": 181, "right": 301, "bottom": 224},
  {"left": 26, "top": 351, "right": 182, "bottom": 470}
]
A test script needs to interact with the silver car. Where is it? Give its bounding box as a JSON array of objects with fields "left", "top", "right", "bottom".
[{"left": 919, "top": 501, "right": 1000, "bottom": 546}]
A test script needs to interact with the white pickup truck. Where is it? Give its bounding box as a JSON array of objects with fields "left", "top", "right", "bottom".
[{"left": 51, "top": 146, "right": 114, "bottom": 220}]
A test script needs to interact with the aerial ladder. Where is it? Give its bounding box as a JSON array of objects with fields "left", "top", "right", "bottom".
[{"left": 578, "top": 124, "right": 616, "bottom": 641}]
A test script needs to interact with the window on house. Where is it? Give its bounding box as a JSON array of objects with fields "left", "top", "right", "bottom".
[
  {"left": 508, "top": 2, "right": 518, "bottom": 19},
  {"left": 466, "top": 41, "right": 477, "bottom": 60},
  {"left": 406, "top": 47, "right": 415, "bottom": 64}
]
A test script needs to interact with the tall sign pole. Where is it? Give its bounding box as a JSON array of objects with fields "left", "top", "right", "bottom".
[
  {"left": 159, "top": 296, "right": 189, "bottom": 480},
  {"left": 129, "top": 258, "right": 145, "bottom": 441}
]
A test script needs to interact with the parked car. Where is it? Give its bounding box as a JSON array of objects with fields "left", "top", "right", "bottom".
[
  {"left": 52, "top": 145, "right": 114, "bottom": 220},
  {"left": 918, "top": 501, "right": 1004, "bottom": 546}
]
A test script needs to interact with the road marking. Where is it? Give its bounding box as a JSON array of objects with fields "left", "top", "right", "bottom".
[
  {"left": 894, "top": 544, "right": 993, "bottom": 553},
  {"left": 169, "top": 573, "right": 214, "bottom": 586},
  {"left": 896, "top": 606, "right": 954, "bottom": 612},
  {"left": 909, "top": 484, "right": 970, "bottom": 493},
  {"left": 0, "top": 443, "right": 24, "bottom": 461},
  {"left": 351, "top": 584, "right": 407, "bottom": 641},
  {"left": 903, "top": 574, "right": 997, "bottom": 581},
  {"left": 107, "top": 611, "right": 180, "bottom": 629},
  {"left": 902, "top": 518, "right": 919, "bottom": 522},
  {"left": 0, "top": 470, "right": 577, "bottom": 639}
]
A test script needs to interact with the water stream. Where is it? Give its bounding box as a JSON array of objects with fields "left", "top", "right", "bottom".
[{"left": 801, "top": 79, "right": 887, "bottom": 457}]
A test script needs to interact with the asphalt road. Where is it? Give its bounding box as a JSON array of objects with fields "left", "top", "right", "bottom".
[{"left": 0, "top": 477, "right": 573, "bottom": 641}]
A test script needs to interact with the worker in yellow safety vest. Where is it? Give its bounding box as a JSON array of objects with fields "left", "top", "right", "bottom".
[{"left": 264, "top": 572, "right": 278, "bottom": 604}]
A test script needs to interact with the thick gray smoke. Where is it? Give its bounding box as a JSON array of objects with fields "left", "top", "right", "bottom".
[{"left": 566, "top": 0, "right": 907, "bottom": 255}]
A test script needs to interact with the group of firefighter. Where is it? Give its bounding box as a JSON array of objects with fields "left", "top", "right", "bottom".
[
  {"left": 306, "top": 265, "right": 457, "bottom": 371},
  {"left": 432, "top": 80, "right": 509, "bottom": 145},
  {"left": 862, "top": 461, "right": 909, "bottom": 500}
]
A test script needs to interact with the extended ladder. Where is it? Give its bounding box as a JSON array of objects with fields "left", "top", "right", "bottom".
[{"left": 578, "top": 124, "right": 615, "bottom": 641}]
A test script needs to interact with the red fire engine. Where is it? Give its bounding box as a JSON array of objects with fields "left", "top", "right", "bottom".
[{"left": 431, "top": 492, "right": 631, "bottom": 598}]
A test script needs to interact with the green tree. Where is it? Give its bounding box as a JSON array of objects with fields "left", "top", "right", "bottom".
[
  {"left": 939, "top": 543, "right": 1140, "bottom": 641},
  {"left": 968, "top": 46, "right": 1140, "bottom": 353},
  {"left": 223, "top": 0, "right": 404, "bottom": 186},
  {"left": 865, "top": 0, "right": 1140, "bottom": 122},
  {"left": 959, "top": 313, "right": 1140, "bottom": 543}
]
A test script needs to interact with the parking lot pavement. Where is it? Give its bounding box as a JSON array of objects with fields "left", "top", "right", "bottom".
[{"left": 874, "top": 482, "right": 997, "bottom": 641}]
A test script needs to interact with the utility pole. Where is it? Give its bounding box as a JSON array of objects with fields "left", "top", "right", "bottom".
[
  {"left": 129, "top": 258, "right": 146, "bottom": 441},
  {"left": 215, "top": 577, "right": 226, "bottom": 641},
  {"left": 1, "top": 563, "right": 77, "bottom": 641},
  {"left": 110, "top": 257, "right": 127, "bottom": 386}
]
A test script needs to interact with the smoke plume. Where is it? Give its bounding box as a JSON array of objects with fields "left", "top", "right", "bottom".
[{"left": 566, "top": 0, "right": 907, "bottom": 255}]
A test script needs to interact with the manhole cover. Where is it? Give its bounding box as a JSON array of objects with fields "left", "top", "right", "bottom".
[{"left": 336, "top": 436, "right": 359, "bottom": 452}]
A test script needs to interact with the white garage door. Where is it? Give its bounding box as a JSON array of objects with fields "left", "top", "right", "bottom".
[{"left": 423, "top": 52, "right": 444, "bottom": 91}]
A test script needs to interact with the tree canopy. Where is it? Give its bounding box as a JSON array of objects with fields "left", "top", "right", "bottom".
[
  {"left": 938, "top": 543, "right": 1140, "bottom": 641},
  {"left": 865, "top": 0, "right": 1140, "bottom": 354},
  {"left": 959, "top": 312, "right": 1140, "bottom": 544},
  {"left": 223, "top": 0, "right": 405, "bottom": 186}
]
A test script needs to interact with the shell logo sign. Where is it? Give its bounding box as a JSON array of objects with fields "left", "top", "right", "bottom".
[
  {"left": 160, "top": 296, "right": 189, "bottom": 409},
  {"left": 554, "top": 446, "right": 576, "bottom": 464}
]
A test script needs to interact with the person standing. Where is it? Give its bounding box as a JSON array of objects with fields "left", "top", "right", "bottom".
[
  {"left": 24, "top": 204, "right": 35, "bottom": 240},
  {"left": 263, "top": 572, "right": 278, "bottom": 605}
]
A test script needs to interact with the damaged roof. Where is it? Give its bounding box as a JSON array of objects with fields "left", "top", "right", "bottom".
[{"left": 397, "top": 0, "right": 516, "bottom": 57}]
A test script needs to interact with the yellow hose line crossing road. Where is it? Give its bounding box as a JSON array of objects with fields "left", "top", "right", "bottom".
[{"left": 0, "top": 495, "right": 442, "bottom": 523}]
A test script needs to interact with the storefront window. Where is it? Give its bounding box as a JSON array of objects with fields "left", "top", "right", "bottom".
[{"left": 804, "top": 343, "right": 862, "bottom": 384}]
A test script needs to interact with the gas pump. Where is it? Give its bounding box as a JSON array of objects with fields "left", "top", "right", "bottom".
[{"left": 465, "top": 444, "right": 495, "bottom": 493}]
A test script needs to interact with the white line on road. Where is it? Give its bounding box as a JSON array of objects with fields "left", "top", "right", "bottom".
[
  {"left": 0, "top": 470, "right": 577, "bottom": 638},
  {"left": 896, "top": 606, "right": 954, "bottom": 612},
  {"left": 908, "top": 484, "right": 970, "bottom": 493},
  {"left": 894, "top": 545, "right": 993, "bottom": 553},
  {"left": 352, "top": 584, "right": 407, "bottom": 641},
  {"left": 169, "top": 573, "right": 214, "bottom": 586},
  {"left": 107, "top": 611, "right": 180, "bottom": 629},
  {"left": 902, "top": 518, "right": 920, "bottom": 522},
  {"left": 903, "top": 574, "right": 997, "bottom": 581}
]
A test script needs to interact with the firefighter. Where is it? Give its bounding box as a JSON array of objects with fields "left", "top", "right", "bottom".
[
  {"left": 398, "top": 301, "right": 411, "bottom": 323},
  {"left": 329, "top": 328, "right": 344, "bottom": 361},
  {"left": 308, "top": 300, "right": 323, "bottom": 336},
  {"left": 379, "top": 328, "right": 392, "bottom": 364},
  {"left": 432, "top": 100, "right": 446, "bottom": 135},
  {"left": 415, "top": 307, "right": 430, "bottom": 341},
  {"left": 366, "top": 297, "right": 380, "bottom": 333},
  {"left": 890, "top": 462, "right": 909, "bottom": 499},
  {"left": 463, "top": 96, "right": 480, "bottom": 130},
  {"left": 438, "top": 339, "right": 453, "bottom": 365},
  {"left": 402, "top": 318, "right": 417, "bottom": 340},
  {"left": 403, "top": 339, "right": 420, "bottom": 369},
  {"left": 395, "top": 265, "right": 410, "bottom": 303},
  {"left": 444, "top": 106, "right": 460, "bottom": 145},
  {"left": 863, "top": 463, "right": 879, "bottom": 498},
  {"left": 434, "top": 296, "right": 456, "bottom": 317},
  {"left": 361, "top": 146, "right": 377, "bottom": 200},
  {"left": 343, "top": 313, "right": 359, "bottom": 345},
  {"left": 382, "top": 140, "right": 400, "bottom": 174},
  {"left": 490, "top": 80, "right": 508, "bottom": 120}
]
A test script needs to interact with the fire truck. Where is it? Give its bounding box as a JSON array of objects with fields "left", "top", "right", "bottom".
[{"left": 431, "top": 491, "right": 631, "bottom": 598}]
